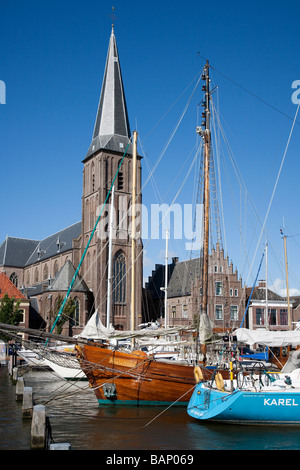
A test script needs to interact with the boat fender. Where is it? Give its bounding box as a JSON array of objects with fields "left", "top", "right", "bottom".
[
  {"left": 194, "top": 366, "right": 203, "bottom": 383},
  {"left": 215, "top": 372, "right": 225, "bottom": 391}
]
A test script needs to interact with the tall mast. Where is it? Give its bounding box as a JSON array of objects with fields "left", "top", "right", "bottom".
[
  {"left": 164, "top": 229, "right": 169, "bottom": 329},
  {"left": 131, "top": 131, "right": 138, "bottom": 342},
  {"left": 265, "top": 242, "right": 269, "bottom": 328},
  {"left": 283, "top": 233, "right": 292, "bottom": 329},
  {"left": 196, "top": 60, "right": 212, "bottom": 358},
  {"left": 202, "top": 60, "right": 211, "bottom": 319}
]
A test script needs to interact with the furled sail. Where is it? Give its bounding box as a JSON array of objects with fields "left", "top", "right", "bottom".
[
  {"left": 234, "top": 327, "right": 300, "bottom": 347},
  {"left": 76, "top": 310, "right": 190, "bottom": 341}
]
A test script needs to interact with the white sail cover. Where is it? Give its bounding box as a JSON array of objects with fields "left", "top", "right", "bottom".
[
  {"left": 199, "top": 313, "right": 213, "bottom": 344},
  {"left": 76, "top": 310, "right": 190, "bottom": 341},
  {"left": 234, "top": 328, "right": 300, "bottom": 347}
]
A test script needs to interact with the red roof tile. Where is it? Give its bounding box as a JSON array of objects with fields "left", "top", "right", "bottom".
[{"left": 0, "top": 272, "right": 26, "bottom": 299}]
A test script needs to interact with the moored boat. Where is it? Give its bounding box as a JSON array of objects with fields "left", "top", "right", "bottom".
[{"left": 187, "top": 368, "right": 300, "bottom": 425}]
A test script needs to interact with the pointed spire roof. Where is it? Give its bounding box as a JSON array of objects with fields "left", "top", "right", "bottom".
[{"left": 85, "top": 27, "right": 132, "bottom": 160}]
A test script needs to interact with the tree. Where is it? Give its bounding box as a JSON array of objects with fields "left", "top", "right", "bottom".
[
  {"left": 0, "top": 293, "right": 23, "bottom": 342},
  {"left": 49, "top": 296, "right": 76, "bottom": 335}
]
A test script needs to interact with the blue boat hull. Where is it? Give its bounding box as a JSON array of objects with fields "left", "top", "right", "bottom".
[{"left": 187, "top": 383, "right": 300, "bottom": 425}]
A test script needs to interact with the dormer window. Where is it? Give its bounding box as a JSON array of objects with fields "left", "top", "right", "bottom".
[
  {"left": 37, "top": 248, "right": 46, "bottom": 260},
  {"left": 56, "top": 236, "right": 66, "bottom": 253}
]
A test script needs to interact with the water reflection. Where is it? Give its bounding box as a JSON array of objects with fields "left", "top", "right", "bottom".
[{"left": 1, "top": 368, "right": 300, "bottom": 450}]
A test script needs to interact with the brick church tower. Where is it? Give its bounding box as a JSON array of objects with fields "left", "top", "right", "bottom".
[{"left": 81, "top": 26, "right": 143, "bottom": 330}]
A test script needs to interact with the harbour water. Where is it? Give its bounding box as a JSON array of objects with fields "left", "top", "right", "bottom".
[{"left": 1, "top": 365, "right": 300, "bottom": 452}]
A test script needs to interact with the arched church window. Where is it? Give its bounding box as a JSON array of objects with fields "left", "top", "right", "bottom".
[
  {"left": 34, "top": 268, "right": 39, "bottom": 284},
  {"left": 74, "top": 297, "right": 80, "bottom": 326},
  {"left": 43, "top": 264, "right": 48, "bottom": 280},
  {"left": 113, "top": 251, "right": 126, "bottom": 304},
  {"left": 10, "top": 272, "right": 18, "bottom": 287},
  {"left": 117, "top": 159, "right": 124, "bottom": 190},
  {"left": 54, "top": 260, "right": 59, "bottom": 277},
  {"left": 91, "top": 161, "right": 95, "bottom": 192}
]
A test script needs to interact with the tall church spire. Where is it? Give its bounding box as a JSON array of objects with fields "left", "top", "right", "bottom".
[{"left": 85, "top": 27, "right": 132, "bottom": 160}]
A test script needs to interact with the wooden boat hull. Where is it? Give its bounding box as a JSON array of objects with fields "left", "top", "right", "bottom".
[{"left": 76, "top": 344, "right": 227, "bottom": 406}]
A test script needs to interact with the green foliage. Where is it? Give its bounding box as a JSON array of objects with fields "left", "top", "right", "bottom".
[
  {"left": 50, "top": 296, "right": 76, "bottom": 335},
  {"left": 0, "top": 293, "right": 23, "bottom": 342}
]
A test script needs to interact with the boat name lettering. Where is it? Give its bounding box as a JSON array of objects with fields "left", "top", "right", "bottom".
[
  {"left": 109, "top": 357, "right": 138, "bottom": 368},
  {"left": 264, "top": 398, "right": 298, "bottom": 407}
]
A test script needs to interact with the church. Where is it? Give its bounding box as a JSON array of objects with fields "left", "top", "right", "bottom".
[
  {"left": 0, "top": 27, "right": 252, "bottom": 338},
  {"left": 0, "top": 26, "right": 143, "bottom": 335}
]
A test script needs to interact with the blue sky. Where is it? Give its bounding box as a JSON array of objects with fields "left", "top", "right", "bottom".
[{"left": 1, "top": 0, "right": 300, "bottom": 296}]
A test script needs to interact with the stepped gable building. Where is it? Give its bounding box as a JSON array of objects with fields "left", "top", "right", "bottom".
[
  {"left": 145, "top": 243, "right": 246, "bottom": 332},
  {"left": 0, "top": 26, "right": 143, "bottom": 334}
]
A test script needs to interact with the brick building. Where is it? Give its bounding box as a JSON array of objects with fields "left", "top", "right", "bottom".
[
  {"left": 0, "top": 26, "right": 143, "bottom": 333},
  {"left": 145, "top": 243, "right": 246, "bottom": 333}
]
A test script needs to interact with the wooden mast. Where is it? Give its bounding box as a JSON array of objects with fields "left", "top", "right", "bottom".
[
  {"left": 131, "top": 131, "right": 137, "bottom": 345},
  {"left": 202, "top": 60, "right": 211, "bottom": 322},
  {"left": 196, "top": 60, "right": 211, "bottom": 359}
]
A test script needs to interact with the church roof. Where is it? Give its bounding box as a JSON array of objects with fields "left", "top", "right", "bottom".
[
  {"left": 25, "top": 221, "right": 81, "bottom": 266},
  {"left": 48, "top": 259, "right": 89, "bottom": 292},
  {"left": 0, "top": 237, "right": 39, "bottom": 268},
  {"left": 85, "top": 27, "right": 133, "bottom": 160},
  {"left": 0, "top": 222, "right": 82, "bottom": 268}
]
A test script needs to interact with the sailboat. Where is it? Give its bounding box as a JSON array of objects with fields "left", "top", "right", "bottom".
[
  {"left": 75, "top": 131, "right": 197, "bottom": 405},
  {"left": 187, "top": 327, "right": 300, "bottom": 425},
  {"left": 75, "top": 61, "right": 235, "bottom": 406},
  {"left": 187, "top": 368, "right": 300, "bottom": 425}
]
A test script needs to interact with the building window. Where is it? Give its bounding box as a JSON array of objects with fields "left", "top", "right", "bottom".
[
  {"left": 54, "top": 261, "right": 59, "bottom": 277},
  {"left": 113, "top": 251, "right": 126, "bottom": 304},
  {"left": 280, "top": 308, "right": 288, "bottom": 326},
  {"left": 215, "top": 304, "right": 223, "bottom": 320},
  {"left": 219, "top": 266, "right": 223, "bottom": 273},
  {"left": 269, "top": 308, "right": 277, "bottom": 325},
  {"left": 230, "top": 288, "right": 233, "bottom": 297},
  {"left": 214, "top": 265, "right": 218, "bottom": 273},
  {"left": 234, "top": 289, "right": 238, "bottom": 297},
  {"left": 10, "top": 272, "right": 18, "bottom": 287},
  {"left": 171, "top": 306, "right": 176, "bottom": 318},
  {"left": 230, "top": 305, "right": 238, "bottom": 321},
  {"left": 34, "top": 268, "right": 39, "bottom": 284},
  {"left": 19, "top": 309, "right": 25, "bottom": 323},
  {"left": 43, "top": 264, "right": 48, "bottom": 280},
  {"left": 215, "top": 282, "right": 223, "bottom": 296},
  {"left": 118, "top": 171, "right": 124, "bottom": 190},
  {"left": 182, "top": 304, "right": 188, "bottom": 318},
  {"left": 256, "top": 307, "right": 265, "bottom": 325},
  {"left": 74, "top": 297, "right": 80, "bottom": 326}
]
